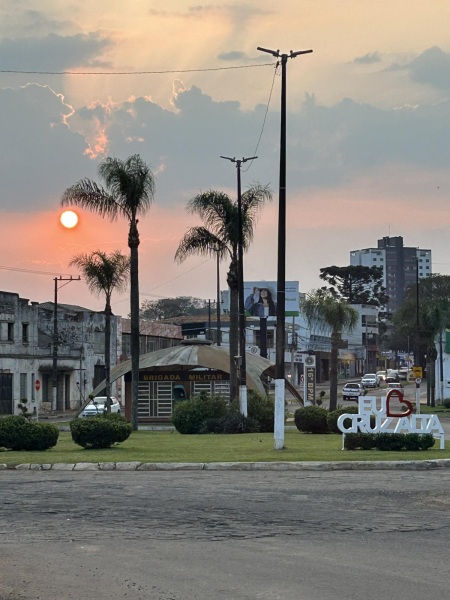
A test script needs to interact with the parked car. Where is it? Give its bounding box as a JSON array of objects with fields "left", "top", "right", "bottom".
[
  {"left": 78, "top": 396, "right": 121, "bottom": 418},
  {"left": 376, "top": 370, "right": 387, "bottom": 382},
  {"left": 361, "top": 373, "right": 380, "bottom": 388},
  {"left": 343, "top": 383, "right": 367, "bottom": 401}
]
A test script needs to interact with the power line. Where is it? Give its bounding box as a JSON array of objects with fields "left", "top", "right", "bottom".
[
  {"left": 0, "top": 63, "right": 275, "bottom": 76},
  {"left": 0, "top": 264, "right": 74, "bottom": 277},
  {"left": 243, "top": 62, "right": 280, "bottom": 173}
]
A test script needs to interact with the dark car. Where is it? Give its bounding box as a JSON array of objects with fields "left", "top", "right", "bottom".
[{"left": 385, "top": 374, "right": 400, "bottom": 383}]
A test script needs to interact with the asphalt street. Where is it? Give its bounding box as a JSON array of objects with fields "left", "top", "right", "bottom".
[{"left": 1, "top": 469, "right": 450, "bottom": 599}]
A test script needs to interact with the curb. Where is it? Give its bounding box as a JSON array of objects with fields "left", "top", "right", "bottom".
[{"left": 2, "top": 459, "right": 450, "bottom": 472}]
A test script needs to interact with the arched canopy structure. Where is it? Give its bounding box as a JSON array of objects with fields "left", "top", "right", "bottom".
[{"left": 93, "top": 341, "right": 301, "bottom": 397}]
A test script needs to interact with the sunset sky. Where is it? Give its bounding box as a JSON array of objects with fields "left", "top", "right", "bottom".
[{"left": 2, "top": 1, "right": 450, "bottom": 316}]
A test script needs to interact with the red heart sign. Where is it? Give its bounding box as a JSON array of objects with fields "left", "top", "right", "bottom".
[{"left": 386, "top": 388, "right": 414, "bottom": 417}]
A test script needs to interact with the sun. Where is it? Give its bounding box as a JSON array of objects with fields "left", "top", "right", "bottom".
[{"left": 60, "top": 210, "right": 79, "bottom": 229}]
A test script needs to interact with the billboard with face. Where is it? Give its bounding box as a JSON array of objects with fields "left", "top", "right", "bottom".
[{"left": 243, "top": 281, "right": 299, "bottom": 318}]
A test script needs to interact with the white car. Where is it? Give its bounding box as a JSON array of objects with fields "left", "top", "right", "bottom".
[
  {"left": 343, "top": 383, "right": 367, "bottom": 401},
  {"left": 361, "top": 373, "right": 380, "bottom": 388},
  {"left": 78, "top": 397, "right": 121, "bottom": 418},
  {"left": 376, "top": 371, "right": 387, "bottom": 382}
]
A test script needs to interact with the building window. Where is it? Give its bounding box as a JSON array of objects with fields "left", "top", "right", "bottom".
[
  {"left": 7, "top": 323, "right": 14, "bottom": 341},
  {"left": 20, "top": 373, "right": 27, "bottom": 399},
  {"left": 22, "top": 323, "right": 29, "bottom": 343}
]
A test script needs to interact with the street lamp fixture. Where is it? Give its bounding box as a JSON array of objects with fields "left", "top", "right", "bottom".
[{"left": 220, "top": 154, "right": 257, "bottom": 416}]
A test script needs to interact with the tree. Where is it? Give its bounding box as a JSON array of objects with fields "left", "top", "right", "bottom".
[
  {"left": 175, "top": 186, "right": 272, "bottom": 401},
  {"left": 319, "top": 265, "right": 388, "bottom": 307},
  {"left": 302, "top": 289, "right": 359, "bottom": 412},
  {"left": 389, "top": 274, "right": 450, "bottom": 406},
  {"left": 69, "top": 251, "right": 130, "bottom": 412},
  {"left": 62, "top": 155, "right": 155, "bottom": 429},
  {"left": 140, "top": 296, "right": 209, "bottom": 321}
]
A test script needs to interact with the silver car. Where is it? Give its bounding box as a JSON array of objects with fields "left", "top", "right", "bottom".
[
  {"left": 361, "top": 373, "right": 380, "bottom": 388},
  {"left": 78, "top": 396, "right": 121, "bottom": 418}
]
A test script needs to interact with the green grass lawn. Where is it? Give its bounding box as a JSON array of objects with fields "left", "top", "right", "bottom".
[{"left": 1, "top": 430, "right": 449, "bottom": 466}]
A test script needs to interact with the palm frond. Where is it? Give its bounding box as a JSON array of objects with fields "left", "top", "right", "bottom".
[
  {"left": 61, "top": 180, "right": 121, "bottom": 220},
  {"left": 174, "top": 227, "right": 230, "bottom": 263},
  {"left": 98, "top": 155, "right": 155, "bottom": 218},
  {"left": 69, "top": 250, "right": 130, "bottom": 299}
]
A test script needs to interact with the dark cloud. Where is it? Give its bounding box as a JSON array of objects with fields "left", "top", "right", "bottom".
[
  {"left": 403, "top": 46, "right": 450, "bottom": 90},
  {"left": 3, "top": 79, "right": 450, "bottom": 213},
  {"left": 354, "top": 52, "right": 381, "bottom": 64},
  {"left": 0, "top": 84, "right": 95, "bottom": 211},
  {"left": 0, "top": 32, "right": 113, "bottom": 71},
  {"left": 217, "top": 51, "right": 247, "bottom": 61},
  {"left": 72, "top": 85, "right": 450, "bottom": 202}
]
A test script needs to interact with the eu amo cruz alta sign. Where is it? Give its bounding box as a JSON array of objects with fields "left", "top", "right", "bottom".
[{"left": 337, "top": 389, "right": 445, "bottom": 450}]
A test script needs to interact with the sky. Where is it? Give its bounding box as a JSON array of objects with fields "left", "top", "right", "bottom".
[{"left": 2, "top": 0, "right": 450, "bottom": 317}]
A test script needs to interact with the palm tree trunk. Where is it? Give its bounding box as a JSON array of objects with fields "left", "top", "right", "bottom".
[
  {"left": 104, "top": 299, "right": 112, "bottom": 413},
  {"left": 227, "top": 256, "right": 239, "bottom": 402},
  {"left": 129, "top": 219, "right": 140, "bottom": 430},
  {"left": 329, "top": 330, "right": 340, "bottom": 412}
]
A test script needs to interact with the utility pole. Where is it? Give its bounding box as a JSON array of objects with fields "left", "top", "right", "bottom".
[
  {"left": 52, "top": 276, "right": 81, "bottom": 412},
  {"left": 257, "top": 45, "right": 312, "bottom": 449},
  {"left": 216, "top": 250, "right": 221, "bottom": 346},
  {"left": 220, "top": 154, "right": 257, "bottom": 416}
]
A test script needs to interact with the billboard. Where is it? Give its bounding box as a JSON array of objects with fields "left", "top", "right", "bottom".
[{"left": 244, "top": 281, "right": 299, "bottom": 318}]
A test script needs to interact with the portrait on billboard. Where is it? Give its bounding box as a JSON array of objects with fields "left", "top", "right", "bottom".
[{"left": 244, "top": 286, "right": 277, "bottom": 317}]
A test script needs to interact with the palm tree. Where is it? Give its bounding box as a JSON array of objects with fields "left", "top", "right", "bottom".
[
  {"left": 62, "top": 155, "right": 155, "bottom": 429},
  {"left": 69, "top": 251, "right": 130, "bottom": 412},
  {"left": 175, "top": 186, "right": 272, "bottom": 401},
  {"left": 302, "top": 289, "right": 359, "bottom": 412}
]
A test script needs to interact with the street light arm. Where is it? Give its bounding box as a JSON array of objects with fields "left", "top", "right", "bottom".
[
  {"left": 257, "top": 47, "right": 280, "bottom": 58},
  {"left": 290, "top": 49, "right": 313, "bottom": 58}
]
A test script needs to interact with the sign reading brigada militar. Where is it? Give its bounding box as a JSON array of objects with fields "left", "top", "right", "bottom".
[
  {"left": 140, "top": 371, "right": 228, "bottom": 382},
  {"left": 337, "top": 389, "right": 445, "bottom": 449}
]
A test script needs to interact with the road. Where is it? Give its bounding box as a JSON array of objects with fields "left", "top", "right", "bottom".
[{"left": 1, "top": 470, "right": 450, "bottom": 599}]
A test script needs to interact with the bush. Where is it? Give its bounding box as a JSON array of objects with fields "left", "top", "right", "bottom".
[
  {"left": 294, "top": 405, "right": 329, "bottom": 434},
  {"left": 70, "top": 413, "right": 132, "bottom": 449},
  {"left": 344, "top": 433, "right": 376, "bottom": 450},
  {"left": 246, "top": 391, "right": 274, "bottom": 433},
  {"left": 0, "top": 415, "right": 59, "bottom": 451},
  {"left": 442, "top": 398, "right": 450, "bottom": 409},
  {"left": 199, "top": 407, "right": 260, "bottom": 434},
  {"left": 344, "top": 432, "right": 436, "bottom": 451},
  {"left": 327, "top": 406, "right": 359, "bottom": 434},
  {"left": 172, "top": 391, "right": 229, "bottom": 434}
]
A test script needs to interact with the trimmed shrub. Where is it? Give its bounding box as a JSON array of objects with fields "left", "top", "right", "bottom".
[
  {"left": 246, "top": 391, "right": 274, "bottom": 433},
  {"left": 327, "top": 406, "right": 359, "bottom": 434},
  {"left": 344, "top": 433, "right": 376, "bottom": 450},
  {"left": 172, "top": 391, "right": 229, "bottom": 434},
  {"left": 344, "top": 432, "right": 436, "bottom": 451},
  {"left": 375, "top": 433, "right": 405, "bottom": 451},
  {"left": 0, "top": 415, "right": 59, "bottom": 451},
  {"left": 294, "top": 405, "right": 329, "bottom": 434},
  {"left": 200, "top": 410, "right": 260, "bottom": 434},
  {"left": 70, "top": 413, "right": 132, "bottom": 449},
  {"left": 442, "top": 398, "right": 450, "bottom": 409}
]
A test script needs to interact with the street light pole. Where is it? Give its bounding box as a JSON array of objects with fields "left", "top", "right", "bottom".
[
  {"left": 220, "top": 154, "right": 257, "bottom": 416},
  {"left": 52, "top": 276, "right": 80, "bottom": 412},
  {"left": 257, "top": 46, "right": 312, "bottom": 449}
]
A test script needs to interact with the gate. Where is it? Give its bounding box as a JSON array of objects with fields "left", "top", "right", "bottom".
[{"left": 0, "top": 373, "right": 13, "bottom": 415}]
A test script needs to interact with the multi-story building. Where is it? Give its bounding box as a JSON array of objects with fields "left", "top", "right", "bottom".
[
  {"left": 0, "top": 290, "right": 182, "bottom": 415},
  {"left": 350, "top": 236, "right": 432, "bottom": 314}
]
